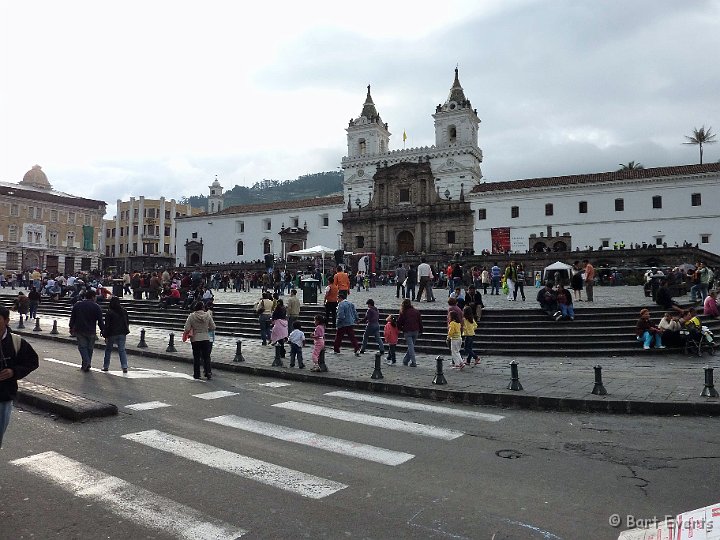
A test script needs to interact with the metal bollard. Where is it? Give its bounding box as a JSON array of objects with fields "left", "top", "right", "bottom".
[
  {"left": 17, "top": 316, "right": 25, "bottom": 329},
  {"left": 271, "top": 343, "right": 284, "bottom": 367},
  {"left": 50, "top": 319, "right": 59, "bottom": 335},
  {"left": 433, "top": 355, "right": 447, "bottom": 385},
  {"left": 137, "top": 328, "right": 148, "bottom": 348},
  {"left": 233, "top": 340, "right": 245, "bottom": 362},
  {"left": 507, "top": 360, "right": 523, "bottom": 391},
  {"left": 591, "top": 365, "right": 607, "bottom": 395},
  {"left": 371, "top": 352, "right": 383, "bottom": 379},
  {"left": 701, "top": 366, "right": 719, "bottom": 398},
  {"left": 166, "top": 332, "right": 177, "bottom": 353},
  {"left": 33, "top": 317, "right": 42, "bottom": 332}
]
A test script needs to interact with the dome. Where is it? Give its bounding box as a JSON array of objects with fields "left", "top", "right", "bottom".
[{"left": 21, "top": 165, "right": 52, "bottom": 189}]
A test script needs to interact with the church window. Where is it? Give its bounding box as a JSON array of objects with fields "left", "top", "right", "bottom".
[
  {"left": 210, "top": 202, "right": 215, "bottom": 213},
  {"left": 614, "top": 198, "right": 624, "bottom": 212},
  {"left": 263, "top": 219, "right": 272, "bottom": 231},
  {"left": 263, "top": 239, "right": 272, "bottom": 254},
  {"left": 399, "top": 188, "right": 410, "bottom": 203},
  {"left": 380, "top": 140, "right": 386, "bottom": 152},
  {"left": 478, "top": 208, "right": 487, "bottom": 220},
  {"left": 236, "top": 221, "right": 245, "bottom": 233},
  {"left": 601, "top": 239, "right": 610, "bottom": 248},
  {"left": 447, "top": 231, "right": 456, "bottom": 244},
  {"left": 701, "top": 234, "right": 710, "bottom": 244},
  {"left": 164, "top": 226, "right": 171, "bottom": 237},
  {"left": 579, "top": 201, "right": 588, "bottom": 214},
  {"left": 356, "top": 236, "right": 365, "bottom": 248},
  {"left": 359, "top": 138, "right": 367, "bottom": 155},
  {"left": 321, "top": 214, "right": 329, "bottom": 227},
  {"left": 291, "top": 216, "right": 299, "bottom": 228},
  {"left": 691, "top": 193, "right": 702, "bottom": 206},
  {"left": 237, "top": 241, "right": 244, "bottom": 256},
  {"left": 511, "top": 206, "right": 519, "bottom": 218},
  {"left": 448, "top": 125, "right": 457, "bottom": 144},
  {"left": 192, "top": 232, "right": 198, "bottom": 239},
  {"left": 652, "top": 196, "right": 662, "bottom": 209},
  {"left": 545, "top": 203, "right": 554, "bottom": 216},
  {"left": 10, "top": 204, "right": 18, "bottom": 217}
]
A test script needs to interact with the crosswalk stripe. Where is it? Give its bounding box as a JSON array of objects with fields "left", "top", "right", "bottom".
[
  {"left": 272, "top": 401, "right": 463, "bottom": 441},
  {"left": 126, "top": 401, "right": 172, "bottom": 411},
  {"left": 193, "top": 391, "right": 239, "bottom": 400},
  {"left": 258, "top": 382, "right": 292, "bottom": 388},
  {"left": 44, "top": 358, "right": 196, "bottom": 379},
  {"left": 122, "top": 430, "right": 347, "bottom": 499},
  {"left": 205, "top": 415, "right": 414, "bottom": 466},
  {"left": 325, "top": 391, "right": 505, "bottom": 422},
  {"left": 11, "top": 451, "right": 247, "bottom": 539}
]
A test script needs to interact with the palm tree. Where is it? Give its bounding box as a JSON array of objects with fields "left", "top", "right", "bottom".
[
  {"left": 684, "top": 126, "right": 717, "bottom": 164},
  {"left": 618, "top": 161, "right": 644, "bottom": 170}
]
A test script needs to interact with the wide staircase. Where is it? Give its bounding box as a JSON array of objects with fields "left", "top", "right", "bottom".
[{"left": 3, "top": 296, "right": 718, "bottom": 357}]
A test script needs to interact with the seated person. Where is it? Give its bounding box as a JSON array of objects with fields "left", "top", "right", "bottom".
[
  {"left": 636, "top": 308, "right": 664, "bottom": 350},
  {"left": 655, "top": 279, "right": 683, "bottom": 313},
  {"left": 658, "top": 312, "right": 683, "bottom": 346},
  {"left": 682, "top": 307, "right": 701, "bottom": 330},
  {"left": 556, "top": 284, "right": 575, "bottom": 320},
  {"left": 703, "top": 290, "right": 719, "bottom": 318},
  {"left": 536, "top": 282, "right": 561, "bottom": 321},
  {"left": 159, "top": 285, "right": 181, "bottom": 309}
]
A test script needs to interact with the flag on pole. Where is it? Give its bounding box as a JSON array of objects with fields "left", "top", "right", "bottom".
[{"left": 403, "top": 130, "right": 407, "bottom": 142}]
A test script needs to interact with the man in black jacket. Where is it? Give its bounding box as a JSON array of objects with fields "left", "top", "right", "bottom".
[
  {"left": 69, "top": 290, "right": 105, "bottom": 372},
  {"left": 0, "top": 306, "right": 39, "bottom": 448}
]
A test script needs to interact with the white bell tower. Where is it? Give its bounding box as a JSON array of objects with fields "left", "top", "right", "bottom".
[
  {"left": 346, "top": 85, "right": 391, "bottom": 158},
  {"left": 432, "top": 68, "right": 480, "bottom": 148},
  {"left": 208, "top": 175, "right": 224, "bottom": 214}
]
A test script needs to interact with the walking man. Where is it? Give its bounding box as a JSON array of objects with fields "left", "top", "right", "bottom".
[
  {"left": 69, "top": 290, "right": 105, "bottom": 372},
  {"left": 416, "top": 258, "right": 435, "bottom": 302},
  {"left": 395, "top": 264, "right": 407, "bottom": 299},
  {"left": 333, "top": 291, "right": 360, "bottom": 356}
]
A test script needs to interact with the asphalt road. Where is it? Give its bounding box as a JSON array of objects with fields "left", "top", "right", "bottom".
[{"left": 1, "top": 338, "right": 718, "bottom": 540}]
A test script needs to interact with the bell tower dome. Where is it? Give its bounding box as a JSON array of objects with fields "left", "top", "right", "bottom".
[
  {"left": 346, "top": 85, "right": 391, "bottom": 158},
  {"left": 432, "top": 68, "right": 480, "bottom": 148},
  {"left": 207, "top": 175, "right": 224, "bottom": 214}
]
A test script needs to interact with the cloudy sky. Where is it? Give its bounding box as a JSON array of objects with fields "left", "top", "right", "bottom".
[{"left": 1, "top": 0, "right": 718, "bottom": 218}]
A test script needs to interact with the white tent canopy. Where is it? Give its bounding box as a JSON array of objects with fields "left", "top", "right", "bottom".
[
  {"left": 542, "top": 261, "right": 574, "bottom": 284},
  {"left": 287, "top": 245, "right": 353, "bottom": 275}
]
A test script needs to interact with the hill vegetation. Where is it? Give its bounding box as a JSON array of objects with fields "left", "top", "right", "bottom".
[{"left": 182, "top": 171, "right": 343, "bottom": 210}]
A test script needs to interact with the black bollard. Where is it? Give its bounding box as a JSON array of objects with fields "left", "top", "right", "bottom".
[
  {"left": 166, "top": 332, "right": 177, "bottom": 353},
  {"left": 33, "top": 317, "right": 42, "bottom": 332},
  {"left": 17, "top": 316, "right": 24, "bottom": 329},
  {"left": 701, "top": 366, "right": 719, "bottom": 398},
  {"left": 433, "top": 355, "right": 447, "bottom": 385},
  {"left": 137, "top": 328, "right": 148, "bottom": 348},
  {"left": 507, "top": 360, "right": 523, "bottom": 391},
  {"left": 271, "top": 343, "right": 284, "bottom": 367},
  {"left": 50, "top": 319, "right": 59, "bottom": 335},
  {"left": 371, "top": 352, "right": 384, "bottom": 379},
  {"left": 591, "top": 365, "right": 608, "bottom": 395},
  {"left": 233, "top": 340, "right": 245, "bottom": 362},
  {"left": 318, "top": 348, "right": 328, "bottom": 372}
]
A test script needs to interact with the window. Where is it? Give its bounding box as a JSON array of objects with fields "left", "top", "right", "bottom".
[
  {"left": 701, "top": 234, "right": 710, "bottom": 244},
  {"left": 133, "top": 209, "right": 139, "bottom": 219},
  {"left": 614, "top": 198, "right": 624, "bottom": 212},
  {"left": 68, "top": 211, "right": 76, "bottom": 224},
  {"left": 655, "top": 237, "right": 663, "bottom": 246},
  {"left": 165, "top": 210, "right": 171, "bottom": 220},
  {"left": 8, "top": 225, "right": 17, "bottom": 242},
  {"left": 106, "top": 228, "right": 111, "bottom": 238},
  {"left": 545, "top": 203, "right": 554, "bottom": 216},
  {"left": 511, "top": 206, "right": 519, "bottom": 218},
  {"left": 7, "top": 252, "right": 18, "bottom": 268},
  {"left": 236, "top": 241, "right": 244, "bottom": 256},
  {"left": 321, "top": 214, "right": 329, "bottom": 227},
  {"left": 191, "top": 232, "right": 198, "bottom": 239},
  {"left": 356, "top": 235, "right": 365, "bottom": 248},
  {"left": 291, "top": 216, "right": 299, "bottom": 228},
  {"left": 26, "top": 231, "right": 32, "bottom": 243},
  {"left": 478, "top": 208, "right": 487, "bottom": 220},
  {"left": 447, "top": 231, "right": 456, "bottom": 244},
  {"left": 601, "top": 239, "right": 610, "bottom": 248},
  {"left": 263, "top": 239, "right": 272, "bottom": 254},
  {"left": 399, "top": 188, "right": 410, "bottom": 202},
  {"left": 358, "top": 138, "right": 366, "bottom": 155},
  {"left": 263, "top": 219, "right": 272, "bottom": 231},
  {"left": 448, "top": 125, "right": 457, "bottom": 144},
  {"left": 10, "top": 204, "right": 18, "bottom": 217},
  {"left": 84, "top": 214, "right": 91, "bottom": 226},
  {"left": 67, "top": 232, "right": 75, "bottom": 247},
  {"left": 51, "top": 209, "right": 58, "bottom": 222},
  {"left": 48, "top": 231, "right": 57, "bottom": 247},
  {"left": 652, "top": 196, "right": 662, "bottom": 209},
  {"left": 133, "top": 225, "right": 138, "bottom": 235},
  {"left": 164, "top": 226, "right": 171, "bottom": 237},
  {"left": 164, "top": 243, "right": 170, "bottom": 254},
  {"left": 579, "top": 201, "right": 588, "bottom": 213},
  {"left": 132, "top": 242, "right": 137, "bottom": 253},
  {"left": 235, "top": 221, "right": 244, "bottom": 233},
  {"left": 691, "top": 193, "right": 702, "bottom": 206}
]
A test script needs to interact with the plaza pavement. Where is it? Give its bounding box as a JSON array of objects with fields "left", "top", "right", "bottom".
[{"left": 4, "top": 284, "right": 720, "bottom": 416}]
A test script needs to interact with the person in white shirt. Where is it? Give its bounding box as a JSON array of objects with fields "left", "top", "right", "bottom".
[
  {"left": 288, "top": 321, "right": 305, "bottom": 368},
  {"left": 416, "top": 258, "right": 436, "bottom": 302}
]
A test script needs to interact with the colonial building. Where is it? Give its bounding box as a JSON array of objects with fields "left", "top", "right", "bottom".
[
  {"left": 340, "top": 70, "right": 481, "bottom": 256},
  {"left": 102, "top": 196, "right": 200, "bottom": 272},
  {"left": 468, "top": 163, "right": 720, "bottom": 255},
  {"left": 174, "top": 192, "right": 344, "bottom": 266},
  {"left": 0, "top": 165, "right": 106, "bottom": 274}
]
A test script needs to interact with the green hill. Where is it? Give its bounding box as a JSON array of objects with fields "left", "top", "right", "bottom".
[{"left": 183, "top": 171, "right": 343, "bottom": 210}]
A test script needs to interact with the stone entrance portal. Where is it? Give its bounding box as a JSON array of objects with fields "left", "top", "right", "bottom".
[{"left": 397, "top": 231, "right": 414, "bottom": 254}]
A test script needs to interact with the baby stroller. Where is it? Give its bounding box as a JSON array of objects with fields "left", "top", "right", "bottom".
[{"left": 683, "top": 325, "right": 715, "bottom": 357}]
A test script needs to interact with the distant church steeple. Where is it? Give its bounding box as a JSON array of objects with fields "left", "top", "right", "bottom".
[
  {"left": 432, "top": 67, "right": 480, "bottom": 148},
  {"left": 346, "top": 84, "right": 391, "bottom": 158},
  {"left": 208, "top": 175, "right": 224, "bottom": 214}
]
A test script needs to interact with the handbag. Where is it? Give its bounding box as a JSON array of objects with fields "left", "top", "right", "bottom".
[{"left": 182, "top": 327, "right": 194, "bottom": 342}]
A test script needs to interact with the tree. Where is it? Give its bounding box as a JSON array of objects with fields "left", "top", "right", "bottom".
[
  {"left": 683, "top": 126, "right": 716, "bottom": 164},
  {"left": 618, "top": 161, "right": 644, "bottom": 170}
]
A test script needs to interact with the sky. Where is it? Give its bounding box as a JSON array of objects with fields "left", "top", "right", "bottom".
[{"left": 2, "top": 0, "right": 719, "bottom": 219}]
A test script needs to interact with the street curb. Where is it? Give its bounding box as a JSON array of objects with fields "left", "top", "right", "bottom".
[
  {"left": 17, "top": 380, "right": 118, "bottom": 421},
  {"left": 17, "top": 329, "right": 720, "bottom": 417}
]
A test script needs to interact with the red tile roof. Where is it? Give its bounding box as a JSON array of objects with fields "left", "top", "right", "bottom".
[
  {"left": 470, "top": 163, "right": 720, "bottom": 194},
  {"left": 186, "top": 195, "right": 345, "bottom": 218}
]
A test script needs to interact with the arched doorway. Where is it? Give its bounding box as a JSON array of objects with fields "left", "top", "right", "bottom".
[
  {"left": 23, "top": 252, "right": 40, "bottom": 270},
  {"left": 189, "top": 253, "right": 201, "bottom": 265},
  {"left": 532, "top": 241, "right": 547, "bottom": 252},
  {"left": 397, "top": 231, "right": 414, "bottom": 254},
  {"left": 552, "top": 241, "right": 568, "bottom": 252}
]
